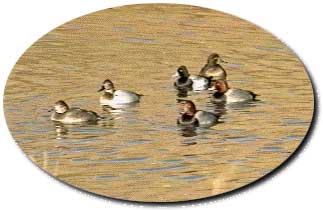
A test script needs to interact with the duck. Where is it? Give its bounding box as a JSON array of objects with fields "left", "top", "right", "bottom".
[
  {"left": 98, "top": 79, "right": 142, "bottom": 107},
  {"left": 210, "top": 80, "right": 258, "bottom": 103},
  {"left": 199, "top": 53, "right": 227, "bottom": 80},
  {"left": 50, "top": 100, "right": 102, "bottom": 123},
  {"left": 173, "top": 65, "right": 212, "bottom": 91},
  {"left": 177, "top": 100, "right": 219, "bottom": 127}
]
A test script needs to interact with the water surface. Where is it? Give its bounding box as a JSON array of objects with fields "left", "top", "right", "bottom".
[{"left": 4, "top": 4, "right": 313, "bottom": 202}]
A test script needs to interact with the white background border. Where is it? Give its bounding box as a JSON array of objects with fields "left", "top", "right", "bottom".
[{"left": 0, "top": 0, "right": 322, "bottom": 209}]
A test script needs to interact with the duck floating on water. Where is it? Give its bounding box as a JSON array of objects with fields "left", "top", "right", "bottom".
[
  {"left": 50, "top": 100, "right": 102, "bottom": 124},
  {"left": 173, "top": 65, "right": 212, "bottom": 91},
  {"left": 177, "top": 100, "right": 219, "bottom": 127},
  {"left": 98, "top": 79, "right": 142, "bottom": 107},
  {"left": 199, "top": 53, "right": 227, "bottom": 80},
  {"left": 210, "top": 80, "right": 258, "bottom": 103}
]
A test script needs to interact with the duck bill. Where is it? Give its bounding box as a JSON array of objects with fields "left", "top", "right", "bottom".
[
  {"left": 172, "top": 72, "right": 179, "bottom": 79},
  {"left": 98, "top": 86, "right": 105, "bottom": 92},
  {"left": 220, "top": 58, "right": 228, "bottom": 64}
]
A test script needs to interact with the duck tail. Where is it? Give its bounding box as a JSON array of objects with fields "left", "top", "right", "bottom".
[
  {"left": 92, "top": 112, "right": 105, "bottom": 120},
  {"left": 88, "top": 111, "right": 105, "bottom": 120},
  {"left": 248, "top": 91, "right": 259, "bottom": 100}
]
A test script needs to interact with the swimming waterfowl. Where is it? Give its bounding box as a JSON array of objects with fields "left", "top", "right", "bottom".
[
  {"left": 98, "top": 79, "right": 142, "bottom": 106},
  {"left": 173, "top": 65, "right": 212, "bottom": 91},
  {"left": 177, "top": 100, "right": 219, "bottom": 127},
  {"left": 210, "top": 80, "right": 258, "bottom": 103},
  {"left": 50, "top": 100, "right": 102, "bottom": 123},
  {"left": 199, "top": 53, "right": 227, "bottom": 80}
]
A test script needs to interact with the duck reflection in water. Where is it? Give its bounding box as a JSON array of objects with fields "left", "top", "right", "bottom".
[
  {"left": 53, "top": 122, "right": 69, "bottom": 140},
  {"left": 176, "top": 88, "right": 190, "bottom": 97},
  {"left": 179, "top": 126, "right": 198, "bottom": 138},
  {"left": 101, "top": 102, "right": 139, "bottom": 113},
  {"left": 52, "top": 117, "right": 114, "bottom": 140}
]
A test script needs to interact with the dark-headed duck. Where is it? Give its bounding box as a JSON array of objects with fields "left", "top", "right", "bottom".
[{"left": 173, "top": 65, "right": 212, "bottom": 91}]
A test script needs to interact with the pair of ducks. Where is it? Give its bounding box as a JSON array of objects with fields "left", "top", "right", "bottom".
[
  {"left": 173, "top": 53, "right": 226, "bottom": 91},
  {"left": 174, "top": 53, "right": 257, "bottom": 127},
  {"left": 50, "top": 79, "right": 142, "bottom": 124}
]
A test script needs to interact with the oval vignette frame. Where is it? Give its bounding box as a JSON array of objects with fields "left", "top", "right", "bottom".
[{"left": 3, "top": 3, "right": 316, "bottom": 204}]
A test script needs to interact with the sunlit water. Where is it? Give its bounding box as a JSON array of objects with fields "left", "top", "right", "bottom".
[{"left": 4, "top": 4, "right": 314, "bottom": 202}]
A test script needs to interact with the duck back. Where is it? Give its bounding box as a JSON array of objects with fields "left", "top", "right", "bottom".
[
  {"left": 195, "top": 111, "right": 218, "bottom": 127},
  {"left": 189, "top": 75, "right": 210, "bottom": 90},
  {"left": 113, "top": 90, "right": 140, "bottom": 104},
  {"left": 225, "top": 89, "right": 256, "bottom": 103},
  {"left": 51, "top": 108, "right": 100, "bottom": 124}
]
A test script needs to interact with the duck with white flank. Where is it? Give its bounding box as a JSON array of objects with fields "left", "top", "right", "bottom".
[
  {"left": 173, "top": 65, "right": 212, "bottom": 91},
  {"left": 177, "top": 100, "right": 219, "bottom": 127},
  {"left": 210, "top": 80, "right": 258, "bottom": 103},
  {"left": 98, "top": 79, "right": 142, "bottom": 107},
  {"left": 199, "top": 53, "right": 227, "bottom": 80},
  {"left": 50, "top": 100, "right": 103, "bottom": 124}
]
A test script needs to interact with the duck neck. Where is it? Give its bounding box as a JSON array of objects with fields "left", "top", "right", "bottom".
[
  {"left": 178, "top": 74, "right": 189, "bottom": 83},
  {"left": 217, "top": 87, "right": 228, "bottom": 94},
  {"left": 103, "top": 90, "right": 114, "bottom": 100},
  {"left": 181, "top": 112, "right": 196, "bottom": 123},
  {"left": 54, "top": 110, "right": 66, "bottom": 116},
  {"left": 185, "top": 110, "right": 196, "bottom": 116},
  {"left": 105, "top": 89, "right": 115, "bottom": 94}
]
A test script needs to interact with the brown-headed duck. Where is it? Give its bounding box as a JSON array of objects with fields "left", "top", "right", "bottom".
[
  {"left": 210, "top": 80, "right": 258, "bottom": 103},
  {"left": 177, "top": 100, "right": 219, "bottom": 127},
  {"left": 50, "top": 100, "right": 102, "bottom": 123}
]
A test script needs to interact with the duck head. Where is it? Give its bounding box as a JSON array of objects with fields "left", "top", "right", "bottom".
[
  {"left": 53, "top": 100, "right": 69, "bottom": 114},
  {"left": 207, "top": 53, "right": 220, "bottom": 64},
  {"left": 207, "top": 53, "right": 227, "bottom": 65},
  {"left": 173, "top": 65, "right": 190, "bottom": 79},
  {"left": 98, "top": 79, "right": 115, "bottom": 93},
  {"left": 179, "top": 100, "right": 197, "bottom": 116},
  {"left": 211, "top": 80, "right": 229, "bottom": 93}
]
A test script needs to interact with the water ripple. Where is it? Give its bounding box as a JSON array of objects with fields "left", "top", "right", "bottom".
[{"left": 137, "top": 165, "right": 186, "bottom": 172}]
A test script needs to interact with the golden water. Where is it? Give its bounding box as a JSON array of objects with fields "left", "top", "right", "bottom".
[{"left": 4, "top": 4, "right": 314, "bottom": 202}]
